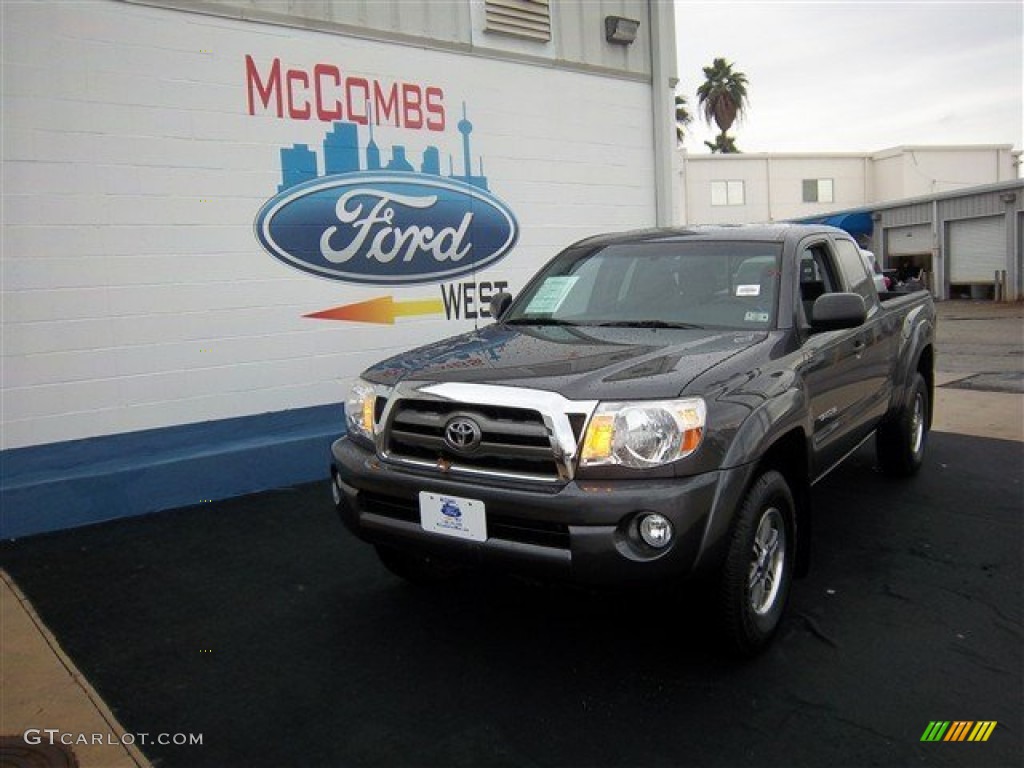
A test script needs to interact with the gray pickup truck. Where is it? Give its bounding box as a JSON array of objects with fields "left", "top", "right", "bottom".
[{"left": 330, "top": 224, "right": 936, "bottom": 653}]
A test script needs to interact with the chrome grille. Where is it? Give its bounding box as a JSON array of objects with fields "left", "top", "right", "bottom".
[
  {"left": 386, "top": 400, "right": 559, "bottom": 479},
  {"left": 376, "top": 382, "right": 598, "bottom": 483}
]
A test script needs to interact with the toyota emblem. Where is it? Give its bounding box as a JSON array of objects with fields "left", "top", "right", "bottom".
[{"left": 444, "top": 416, "right": 482, "bottom": 453}]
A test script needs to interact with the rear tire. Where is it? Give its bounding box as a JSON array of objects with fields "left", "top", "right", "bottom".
[
  {"left": 718, "top": 470, "right": 796, "bottom": 656},
  {"left": 876, "top": 371, "right": 929, "bottom": 477},
  {"left": 375, "top": 545, "right": 457, "bottom": 585}
]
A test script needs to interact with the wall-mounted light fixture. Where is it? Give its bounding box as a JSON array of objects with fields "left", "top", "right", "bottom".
[
  {"left": 999, "top": 192, "right": 1017, "bottom": 203},
  {"left": 871, "top": 212, "right": 882, "bottom": 221},
  {"left": 605, "top": 16, "right": 639, "bottom": 45}
]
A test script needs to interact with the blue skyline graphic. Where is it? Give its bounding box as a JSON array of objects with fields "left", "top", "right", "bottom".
[{"left": 278, "top": 103, "right": 489, "bottom": 193}]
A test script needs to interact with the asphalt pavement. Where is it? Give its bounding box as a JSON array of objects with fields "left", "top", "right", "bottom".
[
  {"left": 2, "top": 299, "right": 1022, "bottom": 768},
  {"left": 1, "top": 429, "right": 1021, "bottom": 768}
]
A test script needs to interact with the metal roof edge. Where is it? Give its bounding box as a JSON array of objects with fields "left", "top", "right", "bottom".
[
  {"left": 679, "top": 145, "right": 1019, "bottom": 162},
  {"left": 786, "top": 180, "right": 1024, "bottom": 225},
  {"left": 866, "top": 179, "right": 1024, "bottom": 211},
  {"left": 870, "top": 144, "right": 1017, "bottom": 159}
]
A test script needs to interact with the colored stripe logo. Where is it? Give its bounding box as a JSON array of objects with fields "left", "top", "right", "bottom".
[
  {"left": 920, "top": 721, "right": 997, "bottom": 742},
  {"left": 305, "top": 295, "right": 444, "bottom": 324}
]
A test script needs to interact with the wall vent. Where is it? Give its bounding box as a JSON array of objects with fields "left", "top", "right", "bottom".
[{"left": 485, "top": 0, "right": 551, "bottom": 41}]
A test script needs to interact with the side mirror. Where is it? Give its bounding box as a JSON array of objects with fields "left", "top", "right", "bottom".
[
  {"left": 490, "top": 291, "right": 513, "bottom": 321},
  {"left": 811, "top": 293, "right": 866, "bottom": 332}
]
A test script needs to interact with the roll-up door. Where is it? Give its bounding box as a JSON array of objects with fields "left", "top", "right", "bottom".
[
  {"left": 886, "top": 224, "right": 931, "bottom": 256},
  {"left": 949, "top": 215, "right": 1005, "bottom": 283}
]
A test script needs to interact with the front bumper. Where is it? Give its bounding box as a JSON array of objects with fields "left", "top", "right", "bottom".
[{"left": 331, "top": 436, "right": 746, "bottom": 586}]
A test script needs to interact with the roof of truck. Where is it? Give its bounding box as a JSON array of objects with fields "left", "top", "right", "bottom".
[{"left": 569, "top": 223, "right": 845, "bottom": 249}]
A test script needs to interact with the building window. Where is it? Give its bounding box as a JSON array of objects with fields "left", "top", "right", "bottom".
[
  {"left": 803, "top": 178, "right": 834, "bottom": 203},
  {"left": 485, "top": 0, "right": 551, "bottom": 41},
  {"left": 711, "top": 180, "right": 745, "bottom": 206}
]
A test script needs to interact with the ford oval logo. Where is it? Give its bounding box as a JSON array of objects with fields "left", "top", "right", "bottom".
[{"left": 254, "top": 172, "right": 519, "bottom": 285}]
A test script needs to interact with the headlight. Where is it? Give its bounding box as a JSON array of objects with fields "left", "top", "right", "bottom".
[
  {"left": 579, "top": 398, "right": 706, "bottom": 469},
  {"left": 345, "top": 378, "right": 383, "bottom": 443}
]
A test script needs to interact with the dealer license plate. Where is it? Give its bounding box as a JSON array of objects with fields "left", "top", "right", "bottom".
[{"left": 419, "top": 492, "right": 487, "bottom": 542}]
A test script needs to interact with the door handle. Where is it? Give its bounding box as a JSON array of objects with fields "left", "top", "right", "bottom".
[{"left": 852, "top": 338, "right": 866, "bottom": 351}]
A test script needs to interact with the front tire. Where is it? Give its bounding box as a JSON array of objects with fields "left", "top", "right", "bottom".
[
  {"left": 876, "top": 371, "right": 929, "bottom": 477},
  {"left": 718, "top": 470, "right": 796, "bottom": 656}
]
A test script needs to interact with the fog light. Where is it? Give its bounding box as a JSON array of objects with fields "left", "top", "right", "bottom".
[{"left": 639, "top": 513, "right": 673, "bottom": 549}]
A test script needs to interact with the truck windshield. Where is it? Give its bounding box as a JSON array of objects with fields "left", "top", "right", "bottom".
[{"left": 504, "top": 241, "right": 783, "bottom": 330}]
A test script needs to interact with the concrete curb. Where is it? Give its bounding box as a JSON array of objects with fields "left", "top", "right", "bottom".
[{"left": 1, "top": 569, "right": 152, "bottom": 768}]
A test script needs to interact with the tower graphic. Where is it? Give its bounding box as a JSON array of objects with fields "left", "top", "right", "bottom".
[
  {"left": 386, "top": 146, "right": 414, "bottom": 172},
  {"left": 421, "top": 146, "right": 440, "bottom": 175},
  {"left": 454, "top": 102, "right": 488, "bottom": 189},
  {"left": 366, "top": 110, "right": 381, "bottom": 171},
  {"left": 323, "top": 122, "right": 359, "bottom": 175},
  {"left": 277, "top": 104, "right": 490, "bottom": 192},
  {"left": 278, "top": 144, "right": 317, "bottom": 192}
]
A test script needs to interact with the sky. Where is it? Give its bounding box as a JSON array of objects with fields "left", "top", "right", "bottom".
[{"left": 673, "top": 0, "right": 1023, "bottom": 155}]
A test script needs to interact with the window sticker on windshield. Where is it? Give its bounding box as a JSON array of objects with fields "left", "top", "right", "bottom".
[
  {"left": 736, "top": 284, "right": 761, "bottom": 297},
  {"left": 525, "top": 276, "right": 579, "bottom": 314},
  {"left": 744, "top": 311, "right": 770, "bottom": 323}
]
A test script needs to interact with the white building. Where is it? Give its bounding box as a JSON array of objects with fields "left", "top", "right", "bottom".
[
  {"left": 680, "top": 145, "right": 1023, "bottom": 302},
  {"left": 1, "top": 0, "right": 679, "bottom": 536},
  {"left": 680, "top": 145, "right": 1020, "bottom": 225}
]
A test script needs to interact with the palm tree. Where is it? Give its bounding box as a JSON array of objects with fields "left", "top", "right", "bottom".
[
  {"left": 704, "top": 134, "right": 738, "bottom": 154},
  {"left": 674, "top": 91, "right": 693, "bottom": 146},
  {"left": 696, "top": 57, "right": 748, "bottom": 153}
]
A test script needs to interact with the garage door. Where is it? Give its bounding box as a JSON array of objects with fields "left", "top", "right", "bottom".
[
  {"left": 886, "top": 224, "right": 931, "bottom": 256},
  {"left": 949, "top": 215, "right": 1005, "bottom": 283}
]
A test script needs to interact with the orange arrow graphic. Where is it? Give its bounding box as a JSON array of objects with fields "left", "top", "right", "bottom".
[{"left": 305, "top": 295, "right": 445, "bottom": 324}]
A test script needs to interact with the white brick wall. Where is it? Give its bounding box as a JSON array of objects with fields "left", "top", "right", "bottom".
[{"left": 1, "top": 0, "right": 658, "bottom": 450}]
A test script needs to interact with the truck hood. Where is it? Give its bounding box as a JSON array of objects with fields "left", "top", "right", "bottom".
[{"left": 363, "top": 323, "right": 768, "bottom": 401}]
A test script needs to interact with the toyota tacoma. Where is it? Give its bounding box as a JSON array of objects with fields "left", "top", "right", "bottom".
[{"left": 330, "top": 224, "right": 936, "bottom": 653}]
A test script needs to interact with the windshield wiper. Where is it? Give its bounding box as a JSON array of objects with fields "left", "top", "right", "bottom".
[
  {"left": 596, "top": 320, "right": 704, "bottom": 329},
  {"left": 503, "top": 317, "right": 581, "bottom": 327}
]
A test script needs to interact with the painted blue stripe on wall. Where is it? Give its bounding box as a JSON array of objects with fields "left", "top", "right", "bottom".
[{"left": 0, "top": 405, "right": 345, "bottom": 539}]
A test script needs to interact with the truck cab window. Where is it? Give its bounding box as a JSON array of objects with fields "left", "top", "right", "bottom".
[
  {"left": 798, "top": 244, "right": 838, "bottom": 324},
  {"left": 834, "top": 238, "right": 877, "bottom": 308}
]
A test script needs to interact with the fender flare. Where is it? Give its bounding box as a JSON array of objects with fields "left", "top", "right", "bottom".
[
  {"left": 887, "top": 306, "right": 935, "bottom": 421},
  {"left": 694, "top": 387, "right": 810, "bottom": 575}
]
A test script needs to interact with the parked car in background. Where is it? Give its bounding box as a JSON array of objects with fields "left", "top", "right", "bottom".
[{"left": 860, "top": 248, "right": 890, "bottom": 293}]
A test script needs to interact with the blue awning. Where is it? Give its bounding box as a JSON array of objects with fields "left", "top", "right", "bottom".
[
  {"left": 794, "top": 211, "right": 874, "bottom": 239},
  {"left": 823, "top": 211, "right": 873, "bottom": 238}
]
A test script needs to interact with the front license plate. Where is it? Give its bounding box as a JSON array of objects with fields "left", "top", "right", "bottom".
[{"left": 419, "top": 492, "right": 487, "bottom": 542}]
